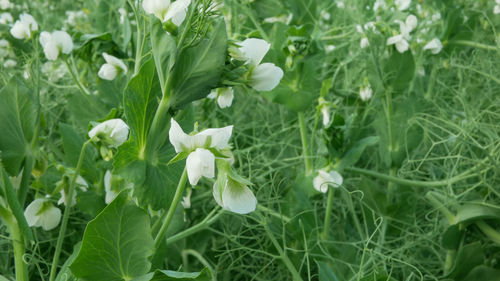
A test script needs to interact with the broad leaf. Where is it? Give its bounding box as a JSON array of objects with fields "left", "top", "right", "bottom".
[
  {"left": 132, "top": 268, "right": 212, "bottom": 281},
  {"left": 70, "top": 192, "right": 154, "bottom": 281},
  {"left": 0, "top": 76, "right": 38, "bottom": 176},
  {"left": 168, "top": 19, "right": 227, "bottom": 109},
  {"left": 383, "top": 51, "right": 415, "bottom": 94},
  {"left": 337, "top": 136, "right": 379, "bottom": 170},
  {"left": 150, "top": 17, "right": 177, "bottom": 95}
]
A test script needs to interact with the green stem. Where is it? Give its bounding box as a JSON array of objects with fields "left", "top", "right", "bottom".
[
  {"left": 444, "top": 250, "right": 456, "bottom": 275},
  {"left": 344, "top": 166, "right": 477, "bottom": 187},
  {"left": 64, "top": 57, "right": 90, "bottom": 96},
  {"left": 263, "top": 223, "right": 303, "bottom": 281},
  {"left": 425, "top": 192, "right": 456, "bottom": 224},
  {"left": 257, "top": 205, "right": 291, "bottom": 223},
  {"left": 298, "top": 112, "right": 312, "bottom": 175},
  {"left": 321, "top": 187, "right": 335, "bottom": 240},
  {"left": 154, "top": 168, "right": 188, "bottom": 249},
  {"left": 0, "top": 207, "right": 27, "bottom": 281},
  {"left": 166, "top": 210, "right": 223, "bottom": 245},
  {"left": 49, "top": 140, "right": 91, "bottom": 281},
  {"left": 476, "top": 220, "right": 500, "bottom": 245},
  {"left": 129, "top": 0, "right": 143, "bottom": 75},
  {"left": 450, "top": 40, "right": 498, "bottom": 51}
]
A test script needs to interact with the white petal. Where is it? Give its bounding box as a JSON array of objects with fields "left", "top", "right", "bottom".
[
  {"left": 43, "top": 39, "right": 60, "bottom": 61},
  {"left": 216, "top": 87, "right": 234, "bottom": 108},
  {"left": 0, "top": 12, "right": 13, "bottom": 24},
  {"left": 88, "top": 119, "right": 129, "bottom": 147},
  {"left": 238, "top": 38, "right": 271, "bottom": 65},
  {"left": 196, "top": 126, "right": 233, "bottom": 150},
  {"left": 404, "top": 14, "right": 418, "bottom": 33},
  {"left": 321, "top": 107, "right": 330, "bottom": 126},
  {"left": 98, "top": 64, "right": 118, "bottom": 80},
  {"left": 360, "top": 37, "right": 370, "bottom": 48},
  {"left": 143, "top": 0, "right": 171, "bottom": 20},
  {"left": 52, "top": 31, "right": 73, "bottom": 54},
  {"left": 359, "top": 85, "right": 373, "bottom": 101},
  {"left": 169, "top": 118, "right": 192, "bottom": 153},
  {"left": 313, "top": 173, "right": 329, "bottom": 193},
  {"left": 212, "top": 180, "right": 223, "bottom": 207},
  {"left": 423, "top": 38, "right": 443, "bottom": 54},
  {"left": 313, "top": 169, "right": 343, "bottom": 193},
  {"left": 386, "top": 34, "right": 403, "bottom": 46},
  {"left": 186, "top": 148, "right": 215, "bottom": 185},
  {"left": 102, "top": 52, "right": 128, "bottom": 73},
  {"left": 39, "top": 204, "right": 61, "bottom": 231},
  {"left": 495, "top": 5, "right": 500, "bottom": 14},
  {"left": 250, "top": 63, "right": 284, "bottom": 91},
  {"left": 395, "top": 39, "right": 409, "bottom": 53},
  {"left": 20, "top": 13, "right": 38, "bottom": 31},
  {"left": 164, "top": 0, "right": 191, "bottom": 26},
  {"left": 395, "top": 0, "right": 411, "bottom": 11},
  {"left": 221, "top": 180, "right": 257, "bottom": 214},
  {"left": 10, "top": 21, "right": 29, "bottom": 39},
  {"left": 24, "top": 198, "right": 44, "bottom": 227}
]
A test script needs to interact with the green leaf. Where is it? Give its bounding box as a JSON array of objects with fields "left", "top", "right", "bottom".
[
  {"left": 114, "top": 59, "right": 183, "bottom": 209},
  {"left": 167, "top": 151, "right": 190, "bottom": 166},
  {"left": 168, "top": 19, "right": 227, "bottom": 109},
  {"left": 455, "top": 204, "right": 500, "bottom": 225},
  {"left": 337, "top": 136, "right": 379, "bottom": 170},
  {"left": 463, "top": 265, "right": 500, "bottom": 281},
  {"left": 0, "top": 76, "right": 38, "bottom": 176},
  {"left": 442, "top": 224, "right": 462, "bottom": 250},
  {"left": 55, "top": 243, "right": 81, "bottom": 281},
  {"left": 444, "top": 242, "right": 484, "bottom": 279},
  {"left": 151, "top": 268, "right": 212, "bottom": 281},
  {"left": 383, "top": 51, "right": 415, "bottom": 94},
  {"left": 59, "top": 123, "right": 99, "bottom": 183},
  {"left": 73, "top": 32, "right": 113, "bottom": 50},
  {"left": 150, "top": 17, "right": 177, "bottom": 95},
  {"left": 70, "top": 191, "right": 154, "bottom": 281}
]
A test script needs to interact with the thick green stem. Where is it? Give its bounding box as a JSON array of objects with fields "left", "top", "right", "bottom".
[
  {"left": 476, "top": 220, "right": 500, "bottom": 245},
  {"left": 344, "top": 166, "right": 477, "bottom": 187},
  {"left": 0, "top": 207, "right": 27, "bottom": 281},
  {"left": 264, "top": 223, "right": 304, "bottom": 281},
  {"left": 450, "top": 40, "right": 498, "bottom": 51},
  {"left": 49, "top": 140, "right": 90, "bottom": 281},
  {"left": 321, "top": 187, "right": 335, "bottom": 240},
  {"left": 425, "top": 192, "right": 456, "bottom": 224},
  {"left": 298, "top": 112, "right": 312, "bottom": 175},
  {"left": 154, "top": 168, "right": 188, "bottom": 249},
  {"left": 166, "top": 210, "right": 223, "bottom": 245}
]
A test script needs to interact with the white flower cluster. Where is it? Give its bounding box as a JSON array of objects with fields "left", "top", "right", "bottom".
[{"left": 169, "top": 119, "right": 257, "bottom": 214}]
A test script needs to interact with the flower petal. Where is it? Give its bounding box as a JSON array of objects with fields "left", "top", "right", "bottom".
[
  {"left": 102, "top": 52, "right": 128, "bottom": 73},
  {"left": 52, "top": 30, "right": 73, "bottom": 54},
  {"left": 216, "top": 87, "right": 234, "bottom": 108},
  {"left": 221, "top": 179, "right": 257, "bottom": 214},
  {"left": 186, "top": 148, "right": 215, "bottom": 185},
  {"left": 250, "top": 63, "right": 284, "bottom": 91},
  {"left": 238, "top": 38, "right": 271, "bottom": 65},
  {"left": 39, "top": 204, "right": 61, "bottom": 231},
  {"left": 196, "top": 126, "right": 233, "bottom": 150},
  {"left": 24, "top": 198, "right": 44, "bottom": 227},
  {"left": 164, "top": 0, "right": 191, "bottom": 26},
  {"left": 169, "top": 118, "right": 192, "bottom": 153},
  {"left": 98, "top": 63, "right": 118, "bottom": 80}
]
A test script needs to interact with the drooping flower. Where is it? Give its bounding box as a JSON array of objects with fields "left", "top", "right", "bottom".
[
  {"left": 387, "top": 15, "right": 417, "bottom": 53},
  {"left": 395, "top": 0, "right": 411, "bottom": 11},
  {"left": 359, "top": 83, "right": 373, "bottom": 101},
  {"left": 39, "top": 31, "right": 73, "bottom": 60},
  {"left": 0, "top": 12, "right": 13, "bottom": 24},
  {"left": 208, "top": 87, "right": 234, "bottom": 108},
  {"left": 10, "top": 13, "right": 38, "bottom": 40},
  {"left": 58, "top": 175, "right": 88, "bottom": 206},
  {"left": 98, "top": 52, "right": 128, "bottom": 80},
  {"left": 142, "top": 0, "right": 191, "bottom": 26},
  {"left": 88, "top": 119, "right": 130, "bottom": 148},
  {"left": 0, "top": 0, "right": 13, "bottom": 10},
  {"left": 313, "top": 168, "right": 343, "bottom": 193},
  {"left": 233, "top": 38, "right": 284, "bottom": 92},
  {"left": 213, "top": 175, "right": 257, "bottom": 214},
  {"left": 360, "top": 37, "right": 370, "bottom": 48},
  {"left": 423, "top": 38, "right": 443, "bottom": 54},
  {"left": 169, "top": 118, "right": 232, "bottom": 185},
  {"left": 24, "top": 198, "right": 61, "bottom": 231}
]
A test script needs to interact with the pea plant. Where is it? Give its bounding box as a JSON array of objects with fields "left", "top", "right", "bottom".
[{"left": 1, "top": 0, "right": 500, "bottom": 280}]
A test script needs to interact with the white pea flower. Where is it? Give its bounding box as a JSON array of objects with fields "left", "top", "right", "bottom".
[
  {"left": 313, "top": 168, "right": 343, "bottom": 193},
  {"left": 395, "top": 0, "right": 411, "bottom": 11},
  {"left": 0, "top": 39, "right": 10, "bottom": 58},
  {"left": 387, "top": 14, "right": 417, "bottom": 53},
  {"left": 234, "top": 38, "right": 284, "bottom": 92},
  {"left": 336, "top": 1, "right": 345, "bottom": 9},
  {"left": 423, "top": 38, "right": 443, "bottom": 54},
  {"left": 58, "top": 175, "right": 88, "bottom": 206},
  {"left": 495, "top": 0, "right": 500, "bottom": 14},
  {"left": 10, "top": 13, "right": 38, "bottom": 40},
  {"left": 24, "top": 198, "right": 61, "bottom": 231},
  {"left": 169, "top": 118, "right": 232, "bottom": 185},
  {"left": 39, "top": 31, "right": 73, "bottom": 61},
  {"left": 3, "top": 59, "right": 16, "bottom": 68},
  {"left": 325, "top": 45, "right": 336, "bottom": 52},
  {"left": 181, "top": 188, "right": 192, "bottom": 209},
  {"left": 359, "top": 83, "right": 373, "bottom": 101},
  {"left": 104, "top": 170, "right": 119, "bottom": 204},
  {"left": 0, "top": 0, "right": 13, "bottom": 10},
  {"left": 373, "top": 0, "right": 386, "bottom": 11},
  {"left": 321, "top": 106, "right": 330, "bottom": 126},
  {"left": 98, "top": 53, "right": 128, "bottom": 80},
  {"left": 360, "top": 37, "right": 370, "bottom": 48},
  {"left": 88, "top": 118, "right": 130, "bottom": 148},
  {"left": 213, "top": 177, "right": 257, "bottom": 214},
  {"left": 208, "top": 87, "right": 234, "bottom": 108},
  {"left": 0, "top": 12, "right": 13, "bottom": 24},
  {"left": 142, "top": 0, "right": 191, "bottom": 26}
]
